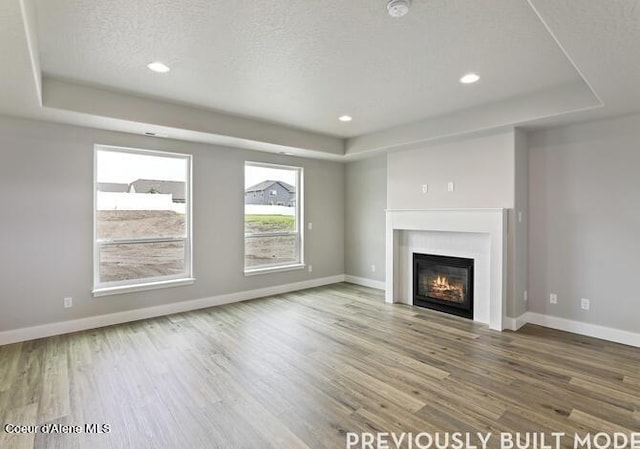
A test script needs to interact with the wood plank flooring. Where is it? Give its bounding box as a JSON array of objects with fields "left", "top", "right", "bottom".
[{"left": 0, "top": 283, "right": 638, "bottom": 448}]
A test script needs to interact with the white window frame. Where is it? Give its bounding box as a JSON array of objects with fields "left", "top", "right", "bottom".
[
  {"left": 244, "top": 161, "right": 304, "bottom": 275},
  {"left": 93, "top": 145, "right": 194, "bottom": 296}
]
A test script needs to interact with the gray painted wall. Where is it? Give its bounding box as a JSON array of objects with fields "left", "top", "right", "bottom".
[
  {"left": 0, "top": 116, "right": 344, "bottom": 332},
  {"left": 345, "top": 155, "right": 387, "bottom": 282},
  {"left": 387, "top": 131, "right": 515, "bottom": 209},
  {"left": 14, "top": 107, "right": 636, "bottom": 336},
  {"left": 528, "top": 114, "right": 640, "bottom": 333}
]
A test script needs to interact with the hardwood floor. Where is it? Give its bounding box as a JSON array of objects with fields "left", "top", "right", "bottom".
[{"left": 0, "top": 283, "right": 638, "bottom": 449}]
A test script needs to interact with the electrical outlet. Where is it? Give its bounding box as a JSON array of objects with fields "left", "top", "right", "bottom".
[
  {"left": 421, "top": 184, "right": 429, "bottom": 194},
  {"left": 524, "top": 290, "right": 528, "bottom": 302},
  {"left": 308, "top": 265, "right": 313, "bottom": 273},
  {"left": 550, "top": 293, "right": 558, "bottom": 304},
  {"left": 447, "top": 181, "right": 455, "bottom": 192},
  {"left": 308, "top": 222, "right": 313, "bottom": 230},
  {"left": 581, "top": 298, "right": 590, "bottom": 310},
  {"left": 371, "top": 265, "right": 376, "bottom": 272},
  {"left": 518, "top": 211, "right": 523, "bottom": 223},
  {"left": 64, "top": 297, "right": 73, "bottom": 308}
]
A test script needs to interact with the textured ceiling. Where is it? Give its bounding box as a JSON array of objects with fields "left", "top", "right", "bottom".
[
  {"left": 33, "top": 0, "right": 583, "bottom": 137},
  {"left": 527, "top": 0, "right": 640, "bottom": 117},
  {"left": 2, "top": 0, "right": 637, "bottom": 157}
]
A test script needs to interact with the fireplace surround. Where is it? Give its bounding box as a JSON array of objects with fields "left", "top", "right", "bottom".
[{"left": 385, "top": 209, "right": 507, "bottom": 330}]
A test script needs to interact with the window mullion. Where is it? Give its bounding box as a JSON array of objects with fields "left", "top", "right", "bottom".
[{"left": 98, "top": 236, "right": 186, "bottom": 245}]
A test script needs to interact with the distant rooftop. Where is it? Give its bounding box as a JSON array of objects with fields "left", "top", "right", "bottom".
[
  {"left": 97, "top": 182, "right": 129, "bottom": 193},
  {"left": 245, "top": 180, "right": 295, "bottom": 193},
  {"left": 129, "top": 179, "right": 186, "bottom": 202}
]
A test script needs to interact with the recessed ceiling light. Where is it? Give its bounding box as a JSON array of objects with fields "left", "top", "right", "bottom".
[
  {"left": 147, "top": 62, "right": 171, "bottom": 73},
  {"left": 460, "top": 73, "right": 480, "bottom": 84},
  {"left": 339, "top": 115, "right": 353, "bottom": 122}
]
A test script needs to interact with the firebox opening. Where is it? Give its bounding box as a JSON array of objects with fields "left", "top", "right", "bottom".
[{"left": 413, "top": 253, "right": 474, "bottom": 319}]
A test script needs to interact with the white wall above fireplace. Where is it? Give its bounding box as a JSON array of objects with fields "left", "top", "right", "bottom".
[{"left": 386, "top": 209, "right": 507, "bottom": 331}]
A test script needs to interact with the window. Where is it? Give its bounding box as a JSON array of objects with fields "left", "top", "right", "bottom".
[
  {"left": 244, "top": 162, "right": 303, "bottom": 273},
  {"left": 94, "top": 145, "right": 193, "bottom": 295}
]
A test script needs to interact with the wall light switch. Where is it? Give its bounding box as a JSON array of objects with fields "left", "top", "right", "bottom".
[
  {"left": 422, "top": 184, "right": 429, "bottom": 194},
  {"left": 524, "top": 290, "right": 528, "bottom": 302},
  {"left": 550, "top": 293, "right": 558, "bottom": 304},
  {"left": 518, "top": 211, "right": 523, "bottom": 223},
  {"left": 447, "top": 182, "right": 455, "bottom": 192}
]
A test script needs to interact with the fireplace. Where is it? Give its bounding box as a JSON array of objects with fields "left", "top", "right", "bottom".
[
  {"left": 413, "top": 253, "right": 474, "bottom": 319},
  {"left": 387, "top": 209, "right": 506, "bottom": 329}
]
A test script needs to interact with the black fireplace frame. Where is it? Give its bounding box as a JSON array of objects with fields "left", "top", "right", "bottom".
[{"left": 413, "top": 253, "right": 474, "bottom": 319}]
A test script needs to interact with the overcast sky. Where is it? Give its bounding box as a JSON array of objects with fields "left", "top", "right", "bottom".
[
  {"left": 97, "top": 150, "right": 187, "bottom": 184},
  {"left": 97, "top": 149, "right": 297, "bottom": 189}
]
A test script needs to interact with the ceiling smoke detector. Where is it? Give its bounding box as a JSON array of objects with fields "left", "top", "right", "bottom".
[{"left": 387, "top": 0, "right": 410, "bottom": 18}]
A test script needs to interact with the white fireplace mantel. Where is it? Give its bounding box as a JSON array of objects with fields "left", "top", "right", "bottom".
[{"left": 385, "top": 208, "right": 507, "bottom": 331}]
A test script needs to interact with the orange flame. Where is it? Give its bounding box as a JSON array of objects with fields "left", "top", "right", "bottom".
[{"left": 430, "top": 275, "right": 464, "bottom": 299}]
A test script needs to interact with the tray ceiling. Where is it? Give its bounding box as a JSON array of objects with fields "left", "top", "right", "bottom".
[{"left": 1, "top": 0, "right": 637, "bottom": 158}]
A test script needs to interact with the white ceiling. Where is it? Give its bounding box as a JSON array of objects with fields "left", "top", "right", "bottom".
[
  {"left": 33, "top": 0, "right": 582, "bottom": 138},
  {"left": 0, "top": 0, "right": 638, "bottom": 159}
]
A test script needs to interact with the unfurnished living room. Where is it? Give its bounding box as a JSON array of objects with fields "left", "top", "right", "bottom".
[{"left": 1, "top": 1, "right": 639, "bottom": 448}]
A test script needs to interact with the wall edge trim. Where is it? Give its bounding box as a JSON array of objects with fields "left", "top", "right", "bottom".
[
  {"left": 0, "top": 275, "right": 346, "bottom": 346},
  {"left": 344, "top": 275, "right": 386, "bottom": 290},
  {"left": 504, "top": 311, "right": 529, "bottom": 331},
  {"left": 518, "top": 311, "right": 639, "bottom": 347}
]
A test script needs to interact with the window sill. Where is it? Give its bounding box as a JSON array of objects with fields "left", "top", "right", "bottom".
[
  {"left": 244, "top": 264, "right": 306, "bottom": 276},
  {"left": 93, "top": 278, "right": 196, "bottom": 297}
]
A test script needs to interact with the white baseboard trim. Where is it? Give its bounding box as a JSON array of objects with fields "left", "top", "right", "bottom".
[
  {"left": 6, "top": 277, "right": 637, "bottom": 348},
  {"left": 344, "top": 275, "right": 386, "bottom": 291},
  {"left": 0, "top": 275, "right": 346, "bottom": 346},
  {"left": 504, "top": 312, "right": 529, "bottom": 331},
  {"left": 521, "top": 312, "right": 640, "bottom": 348}
]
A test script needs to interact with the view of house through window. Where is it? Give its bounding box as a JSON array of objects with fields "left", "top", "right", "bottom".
[
  {"left": 94, "top": 146, "right": 191, "bottom": 291},
  {"left": 244, "top": 162, "right": 302, "bottom": 271}
]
